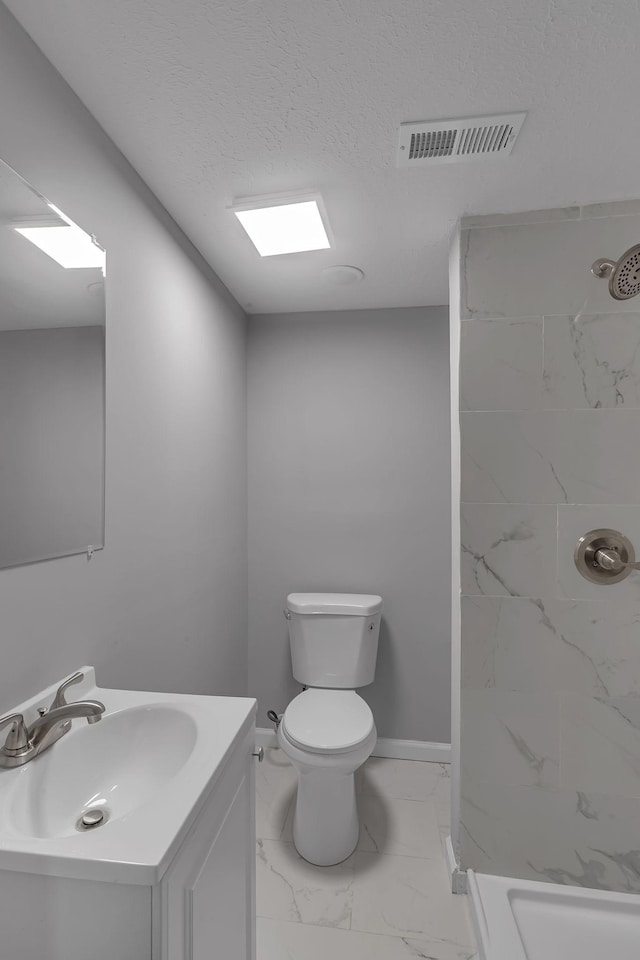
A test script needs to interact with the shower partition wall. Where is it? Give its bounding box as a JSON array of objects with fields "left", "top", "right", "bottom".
[{"left": 451, "top": 200, "right": 640, "bottom": 895}]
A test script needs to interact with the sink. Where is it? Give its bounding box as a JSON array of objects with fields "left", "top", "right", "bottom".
[
  {"left": 8, "top": 705, "right": 197, "bottom": 838},
  {"left": 0, "top": 667, "right": 256, "bottom": 884}
]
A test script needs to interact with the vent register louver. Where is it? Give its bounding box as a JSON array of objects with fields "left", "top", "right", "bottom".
[{"left": 397, "top": 112, "right": 526, "bottom": 166}]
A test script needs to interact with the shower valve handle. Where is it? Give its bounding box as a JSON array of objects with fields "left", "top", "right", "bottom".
[{"left": 593, "top": 547, "right": 640, "bottom": 573}]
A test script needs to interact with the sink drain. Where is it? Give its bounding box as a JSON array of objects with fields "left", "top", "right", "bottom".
[{"left": 76, "top": 807, "right": 109, "bottom": 831}]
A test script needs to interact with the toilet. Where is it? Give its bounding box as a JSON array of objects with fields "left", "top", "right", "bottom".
[{"left": 277, "top": 592, "right": 382, "bottom": 866}]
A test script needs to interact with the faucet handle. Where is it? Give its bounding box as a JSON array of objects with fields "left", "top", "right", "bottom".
[
  {"left": 0, "top": 714, "right": 29, "bottom": 753},
  {"left": 50, "top": 671, "right": 84, "bottom": 710}
]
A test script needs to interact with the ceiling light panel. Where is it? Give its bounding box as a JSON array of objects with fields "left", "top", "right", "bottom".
[
  {"left": 234, "top": 199, "right": 331, "bottom": 257},
  {"left": 15, "top": 225, "right": 105, "bottom": 269}
]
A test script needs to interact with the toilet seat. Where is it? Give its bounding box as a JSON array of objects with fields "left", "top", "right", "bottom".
[{"left": 281, "top": 689, "right": 374, "bottom": 755}]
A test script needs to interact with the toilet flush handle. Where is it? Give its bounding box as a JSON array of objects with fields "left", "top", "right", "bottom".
[{"left": 283, "top": 609, "right": 291, "bottom": 620}]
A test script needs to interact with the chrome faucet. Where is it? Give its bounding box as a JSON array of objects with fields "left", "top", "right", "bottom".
[{"left": 0, "top": 672, "right": 105, "bottom": 769}]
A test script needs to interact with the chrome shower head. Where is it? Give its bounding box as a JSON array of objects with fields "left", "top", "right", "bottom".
[{"left": 592, "top": 244, "right": 640, "bottom": 300}]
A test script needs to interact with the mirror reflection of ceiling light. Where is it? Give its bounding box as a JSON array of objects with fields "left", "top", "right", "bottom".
[
  {"left": 233, "top": 198, "right": 331, "bottom": 257},
  {"left": 14, "top": 203, "right": 106, "bottom": 272}
]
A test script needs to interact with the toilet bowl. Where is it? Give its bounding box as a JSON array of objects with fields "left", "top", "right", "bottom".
[
  {"left": 278, "top": 592, "right": 382, "bottom": 866},
  {"left": 278, "top": 688, "right": 377, "bottom": 866}
]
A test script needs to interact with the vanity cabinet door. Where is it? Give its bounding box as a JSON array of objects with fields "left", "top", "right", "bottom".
[
  {"left": 160, "top": 727, "right": 256, "bottom": 960},
  {"left": 190, "top": 768, "right": 253, "bottom": 960}
]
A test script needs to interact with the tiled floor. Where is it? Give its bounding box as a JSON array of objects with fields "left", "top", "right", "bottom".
[{"left": 255, "top": 748, "right": 478, "bottom": 960}]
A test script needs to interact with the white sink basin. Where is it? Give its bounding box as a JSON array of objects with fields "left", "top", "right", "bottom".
[
  {"left": 9, "top": 705, "right": 197, "bottom": 838},
  {"left": 0, "top": 667, "right": 256, "bottom": 884}
]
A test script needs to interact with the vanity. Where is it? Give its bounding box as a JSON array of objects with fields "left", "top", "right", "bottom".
[
  {"left": 0, "top": 154, "right": 257, "bottom": 958},
  {"left": 0, "top": 668, "right": 257, "bottom": 960}
]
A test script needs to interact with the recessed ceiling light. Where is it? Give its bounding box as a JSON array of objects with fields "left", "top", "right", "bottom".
[
  {"left": 322, "top": 265, "right": 365, "bottom": 286},
  {"left": 14, "top": 203, "right": 106, "bottom": 271},
  {"left": 233, "top": 198, "right": 331, "bottom": 257}
]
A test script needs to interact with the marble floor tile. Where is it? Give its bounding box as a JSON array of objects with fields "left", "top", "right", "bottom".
[
  {"left": 358, "top": 757, "right": 450, "bottom": 802},
  {"left": 280, "top": 799, "right": 294, "bottom": 843},
  {"left": 351, "top": 851, "right": 474, "bottom": 941},
  {"left": 281, "top": 759, "right": 450, "bottom": 843},
  {"left": 256, "top": 838, "right": 354, "bottom": 928},
  {"left": 257, "top": 917, "right": 478, "bottom": 960},
  {"left": 356, "top": 795, "right": 442, "bottom": 858},
  {"left": 254, "top": 753, "right": 471, "bottom": 959},
  {"left": 436, "top": 804, "right": 452, "bottom": 855},
  {"left": 255, "top": 747, "right": 297, "bottom": 840}
]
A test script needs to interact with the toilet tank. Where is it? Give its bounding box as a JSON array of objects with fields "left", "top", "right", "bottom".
[{"left": 286, "top": 593, "right": 382, "bottom": 688}]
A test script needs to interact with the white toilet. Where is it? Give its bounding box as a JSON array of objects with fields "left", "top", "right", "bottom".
[{"left": 277, "top": 592, "right": 382, "bottom": 866}]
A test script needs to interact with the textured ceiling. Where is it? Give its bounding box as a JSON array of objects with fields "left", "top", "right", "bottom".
[{"left": 6, "top": 0, "right": 640, "bottom": 313}]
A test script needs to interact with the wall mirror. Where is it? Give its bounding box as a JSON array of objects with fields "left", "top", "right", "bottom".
[{"left": 0, "top": 158, "right": 105, "bottom": 569}]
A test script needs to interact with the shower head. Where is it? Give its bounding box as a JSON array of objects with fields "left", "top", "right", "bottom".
[{"left": 591, "top": 244, "right": 640, "bottom": 300}]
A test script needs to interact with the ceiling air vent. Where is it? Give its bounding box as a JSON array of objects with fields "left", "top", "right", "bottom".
[{"left": 397, "top": 112, "right": 526, "bottom": 167}]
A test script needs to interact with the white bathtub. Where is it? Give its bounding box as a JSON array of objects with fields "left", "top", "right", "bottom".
[{"left": 468, "top": 870, "right": 640, "bottom": 960}]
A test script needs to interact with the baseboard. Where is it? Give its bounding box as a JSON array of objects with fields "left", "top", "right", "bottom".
[
  {"left": 446, "top": 834, "right": 468, "bottom": 895},
  {"left": 255, "top": 727, "right": 451, "bottom": 764},
  {"left": 255, "top": 727, "right": 278, "bottom": 749},
  {"left": 372, "top": 738, "right": 451, "bottom": 763}
]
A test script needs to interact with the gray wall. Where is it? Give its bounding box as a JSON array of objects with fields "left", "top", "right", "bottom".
[
  {"left": 0, "top": 5, "right": 247, "bottom": 707},
  {"left": 248, "top": 307, "right": 451, "bottom": 742},
  {"left": 456, "top": 201, "right": 640, "bottom": 893},
  {"left": 0, "top": 326, "right": 104, "bottom": 567}
]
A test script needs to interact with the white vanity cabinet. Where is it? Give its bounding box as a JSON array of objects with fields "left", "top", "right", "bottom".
[
  {"left": 0, "top": 724, "right": 255, "bottom": 960},
  {"left": 0, "top": 672, "right": 256, "bottom": 960}
]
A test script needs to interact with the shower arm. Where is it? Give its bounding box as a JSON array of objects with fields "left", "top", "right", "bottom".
[{"left": 591, "top": 258, "right": 617, "bottom": 279}]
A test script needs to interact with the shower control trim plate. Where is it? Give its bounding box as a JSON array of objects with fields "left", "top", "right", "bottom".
[{"left": 574, "top": 528, "right": 636, "bottom": 584}]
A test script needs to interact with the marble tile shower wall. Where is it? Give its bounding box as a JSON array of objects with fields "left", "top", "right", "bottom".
[{"left": 458, "top": 203, "right": 640, "bottom": 895}]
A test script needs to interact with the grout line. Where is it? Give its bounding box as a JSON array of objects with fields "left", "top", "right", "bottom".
[
  {"left": 462, "top": 503, "right": 640, "bottom": 509},
  {"left": 258, "top": 914, "right": 476, "bottom": 946},
  {"left": 461, "top": 408, "right": 640, "bottom": 412},
  {"left": 256, "top": 835, "right": 445, "bottom": 863}
]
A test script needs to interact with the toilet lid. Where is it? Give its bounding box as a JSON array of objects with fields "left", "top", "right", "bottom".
[{"left": 282, "top": 689, "right": 374, "bottom": 754}]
